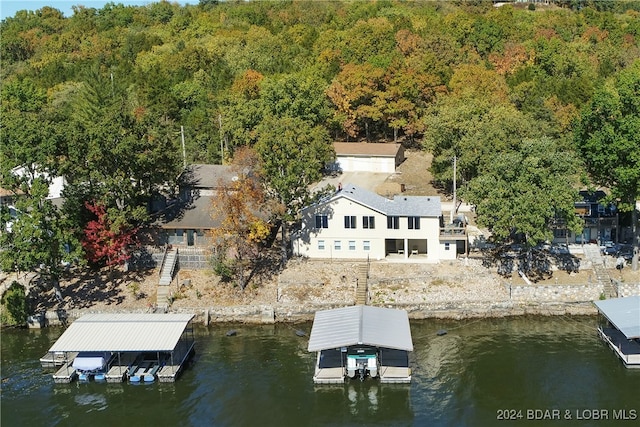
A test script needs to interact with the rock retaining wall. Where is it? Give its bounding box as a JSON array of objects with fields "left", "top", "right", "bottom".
[
  {"left": 31, "top": 281, "right": 640, "bottom": 327},
  {"left": 613, "top": 280, "right": 640, "bottom": 297},
  {"left": 506, "top": 282, "right": 603, "bottom": 302}
]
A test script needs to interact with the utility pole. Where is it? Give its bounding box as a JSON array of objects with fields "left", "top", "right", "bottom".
[
  {"left": 181, "top": 126, "right": 186, "bottom": 169},
  {"left": 218, "top": 114, "right": 224, "bottom": 164},
  {"left": 451, "top": 155, "right": 457, "bottom": 224}
]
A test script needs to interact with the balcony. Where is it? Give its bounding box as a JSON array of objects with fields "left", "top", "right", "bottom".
[{"left": 439, "top": 227, "right": 467, "bottom": 240}]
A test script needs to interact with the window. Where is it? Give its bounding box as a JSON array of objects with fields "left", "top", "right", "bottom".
[
  {"left": 445, "top": 243, "right": 450, "bottom": 251},
  {"left": 344, "top": 215, "right": 356, "bottom": 229},
  {"left": 315, "top": 215, "right": 328, "bottom": 229},
  {"left": 363, "top": 241, "right": 371, "bottom": 251},
  {"left": 349, "top": 241, "right": 356, "bottom": 250},
  {"left": 363, "top": 216, "right": 375, "bottom": 229},
  {"left": 334, "top": 240, "right": 341, "bottom": 250},
  {"left": 387, "top": 216, "right": 399, "bottom": 229},
  {"left": 318, "top": 240, "right": 325, "bottom": 250},
  {"left": 408, "top": 216, "right": 421, "bottom": 230},
  {"left": 554, "top": 229, "right": 571, "bottom": 239}
]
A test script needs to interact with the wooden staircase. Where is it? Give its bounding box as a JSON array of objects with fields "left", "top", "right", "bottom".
[
  {"left": 356, "top": 263, "right": 369, "bottom": 305},
  {"left": 156, "top": 247, "right": 178, "bottom": 311}
]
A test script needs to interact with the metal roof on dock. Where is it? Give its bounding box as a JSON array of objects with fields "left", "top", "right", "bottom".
[
  {"left": 307, "top": 305, "right": 413, "bottom": 352},
  {"left": 594, "top": 296, "right": 640, "bottom": 339},
  {"left": 48, "top": 313, "right": 195, "bottom": 353}
]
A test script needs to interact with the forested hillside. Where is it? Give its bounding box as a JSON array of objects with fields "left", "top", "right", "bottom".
[{"left": 1, "top": 0, "right": 640, "bottom": 273}]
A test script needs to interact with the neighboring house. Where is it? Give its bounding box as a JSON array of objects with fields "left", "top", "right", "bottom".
[
  {"left": 149, "top": 164, "right": 238, "bottom": 247},
  {"left": 292, "top": 184, "right": 464, "bottom": 262},
  {"left": 330, "top": 142, "right": 405, "bottom": 173},
  {"left": 0, "top": 165, "right": 66, "bottom": 208},
  {"left": 552, "top": 190, "right": 619, "bottom": 245}
]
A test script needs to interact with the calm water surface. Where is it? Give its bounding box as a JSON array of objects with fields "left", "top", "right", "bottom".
[{"left": 2, "top": 317, "right": 639, "bottom": 426}]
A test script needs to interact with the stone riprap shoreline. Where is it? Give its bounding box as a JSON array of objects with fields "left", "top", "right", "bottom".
[{"left": 29, "top": 255, "right": 640, "bottom": 327}]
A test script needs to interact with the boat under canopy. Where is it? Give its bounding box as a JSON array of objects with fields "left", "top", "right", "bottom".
[
  {"left": 44, "top": 313, "right": 196, "bottom": 383},
  {"left": 308, "top": 305, "right": 413, "bottom": 383},
  {"left": 594, "top": 296, "right": 640, "bottom": 368}
]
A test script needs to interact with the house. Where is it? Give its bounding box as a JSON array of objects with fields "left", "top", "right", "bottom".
[
  {"left": 292, "top": 184, "right": 463, "bottom": 262},
  {"left": 330, "top": 142, "right": 404, "bottom": 173},
  {"left": 552, "top": 190, "right": 619, "bottom": 245},
  {"left": 0, "top": 165, "right": 66, "bottom": 208},
  {"left": 150, "top": 164, "right": 238, "bottom": 247}
]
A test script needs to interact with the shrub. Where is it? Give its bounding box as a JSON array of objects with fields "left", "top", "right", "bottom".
[
  {"left": 1, "top": 282, "right": 28, "bottom": 326},
  {"left": 212, "top": 257, "right": 233, "bottom": 282}
]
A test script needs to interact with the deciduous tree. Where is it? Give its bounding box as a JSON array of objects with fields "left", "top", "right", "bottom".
[
  {"left": 0, "top": 177, "right": 82, "bottom": 298},
  {"left": 574, "top": 61, "right": 640, "bottom": 269},
  {"left": 82, "top": 201, "right": 138, "bottom": 269},
  {"left": 255, "top": 116, "right": 335, "bottom": 266},
  {"left": 461, "top": 138, "right": 583, "bottom": 249},
  {"left": 208, "top": 147, "right": 271, "bottom": 289}
]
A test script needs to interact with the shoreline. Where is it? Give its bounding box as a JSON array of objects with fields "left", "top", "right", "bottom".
[
  {"left": 32, "top": 299, "right": 601, "bottom": 328},
  {"left": 8, "top": 256, "right": 639, "bottom": 329}
]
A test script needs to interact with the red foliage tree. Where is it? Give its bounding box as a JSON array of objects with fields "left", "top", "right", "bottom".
[{"left": 82, "top": 202, "right": 138, "bottom": 268}]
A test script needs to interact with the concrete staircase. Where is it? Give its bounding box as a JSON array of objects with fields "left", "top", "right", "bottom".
[
  {"left": 583, "top": 244, "right": 616, "bottom": 298},
  {"left": 156, "top": 248, "right": 178, "bottom": 311},
  {"left": 356, "top": 263, "right": 369, "bottom": 305},
  {"left": 159, "top": 248, "right": 178, "bottom": 285}
]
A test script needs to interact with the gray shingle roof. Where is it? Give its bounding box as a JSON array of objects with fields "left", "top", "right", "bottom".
[
  {"left": 183, "top": 164, "right": 237, "bottom": 189},
  {"left": 332, "top": 183, "right": 441, "bottom": 217}
]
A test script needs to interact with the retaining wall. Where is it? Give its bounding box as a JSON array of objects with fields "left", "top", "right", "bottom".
[
  {"left": 506, "top": 282, "right": 603, "bottom": 302},
  {"left": 613, "top": 280, "right": 640, "bottom": 298}
]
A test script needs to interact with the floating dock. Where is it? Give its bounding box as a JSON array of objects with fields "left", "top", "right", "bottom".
[
  {"left": 308, "top": 305, "right": 413, "bottom": 384},
  {"left": 44, "top": 313, "right": 196, "bottom": 383},
  {"left": 594, "top": 296, "right": 640, "bottom": 368}
]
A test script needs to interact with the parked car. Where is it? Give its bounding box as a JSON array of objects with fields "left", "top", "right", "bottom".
[
  {"left": 615, "top": 246, "right": 634, "bottom": 261},
  {"left": 602, "top": 243, "right": 624, "bottom": 256}
]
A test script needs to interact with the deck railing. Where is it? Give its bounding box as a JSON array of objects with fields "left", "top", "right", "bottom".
[{"left": 439, "top": 227, "right": 467, "bottom": 239}]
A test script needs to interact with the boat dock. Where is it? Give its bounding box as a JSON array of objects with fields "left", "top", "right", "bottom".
[
  {"left": 44, "top": 313, "right": 196, "bottom": 383},
  {"left": 308, "top": 305, "right": 413, "bottom": 384},
  {"left": 598, "top": 326, "right": 640, "bottom": 368},
  {"left": 594, "top": 296, "right": 640, "bottom": 368}
]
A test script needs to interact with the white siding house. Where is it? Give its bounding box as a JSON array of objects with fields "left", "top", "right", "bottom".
[{"left": 292, "top": 184, "right": 459, "bottom": 262}]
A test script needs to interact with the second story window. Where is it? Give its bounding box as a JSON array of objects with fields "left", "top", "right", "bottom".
[
  {"left": 363, "top": 216, "right": 375, "bottom": 229},
  {"left": 344, "top": 215, "right": 356, "bottom": 229},
  {"left": 387, "top": 216, "right": 399, "bottom": 229},
  {"left": 408, "top": 216, "right": 420, "bottom": 230},
  {"left": 315, "top": 215, "right": 328, "bottom": 229}
]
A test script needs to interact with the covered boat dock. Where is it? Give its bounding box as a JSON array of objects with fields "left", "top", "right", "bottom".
[
  {"left": 594, "top": 296, "right": 640, "bottom": 368},
  {"left": 308, "top": 305, "right": 413, "bottom": 384},
  {"left": 44, "top": 313, "right": 195, "bottom": 383}
]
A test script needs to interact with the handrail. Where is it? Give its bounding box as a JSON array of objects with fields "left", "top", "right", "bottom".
[
  {"left": 170, "top": 247, "right": 179, "bottom": 280},
  {"left": 159, "top": 245, "right": 169, "bottom": 277}
]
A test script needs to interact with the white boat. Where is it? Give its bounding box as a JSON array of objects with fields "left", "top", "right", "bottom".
[{"left": 73, "top": 352, "right": 111, "bottom": 381}]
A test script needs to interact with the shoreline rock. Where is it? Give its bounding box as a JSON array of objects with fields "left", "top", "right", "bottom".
[{"left": 36, "top": 299, "right": 601, "bottom": 328}]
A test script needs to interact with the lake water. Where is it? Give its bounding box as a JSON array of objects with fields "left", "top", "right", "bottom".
[{"left": 2, "top": 316, "right": 639, "bottom": 426}]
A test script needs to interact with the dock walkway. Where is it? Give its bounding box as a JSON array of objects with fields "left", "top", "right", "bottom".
[
  {"left": 53, "top": 361, "right": 76, "bottom": 384},
  {"left": 106, "top": 353, "right": 138, "bottom": 383}
]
